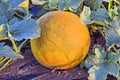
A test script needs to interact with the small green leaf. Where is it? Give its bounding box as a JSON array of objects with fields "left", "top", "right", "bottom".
[
  {"left": 0, "top": 42, "right": 23, "bottom": 59},
  {"left": 49, "top": 0, "right": 58, "bottom": 8},
  {"left": 0, "top": 24, "right": 8, "bottom": 40},
  {"left": 104, "top": 16, "right": 120, "bottom": 48},
  {"left": 108, "top": 5, "right": 119, "bottom": 18},
  {"left": 93, "top": 8, "right": 109, "bottom": 22},
  {"left": 80, "top": 6, "right": 91, "bottom": 24},
  {"left": 84, "top": 45, "right": 120, "bottom": 80},
  {"left": 51, "top": 0, "right": 83, "bottom": 11}
]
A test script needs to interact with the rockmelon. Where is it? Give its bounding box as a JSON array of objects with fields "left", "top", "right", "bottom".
[{"left": 30, "top": 11, "right": 90, "bottom": 69}]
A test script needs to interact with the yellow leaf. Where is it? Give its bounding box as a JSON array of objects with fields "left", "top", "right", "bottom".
[{"left": 19, "top": 0, "right": 29, "bottom": 11}]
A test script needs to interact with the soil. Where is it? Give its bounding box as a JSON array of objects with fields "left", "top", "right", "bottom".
[{"left": 0, "top": 49, "right": 88, "bottom": 80}]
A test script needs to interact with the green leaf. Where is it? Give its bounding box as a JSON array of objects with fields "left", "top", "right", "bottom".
[
  {"left": 0, "top": 42, "right": 23, "bottom": 59},
  {"left": 84, "top": 0, "right": 103, "bottom": 10},
  {"left": 0, "top": 2, "right": 7, "bottom": 15},
  {"left": 0, "top": 2, "right": 15, "bottom": 24},
  {"left": 49, "top": 0, "right": 83, "bottom": 11},
  {"left": 108, "top": 5, "right": 119, "bottom": 18},
  {"left": 84, "top": 45, "right": 120, "bottom": 80},
  {"left": 104, "top": 16, "right": 120, "bottom": 47},
  {"left": 80, "top": 6, "right": 91, "bottom": 24},
  {"left": 6, "top": 9, "right": 15, "bottom": 19},
  {"left": 32, "top": 0, "right": 83, "bottom": 11},
  {"left": 0, "top": 16, "right": 7, "bottom": 25},
  {"left": 80, "top": 6, "right": 109, "bottom": 26},
  {"left": 8, "top": 14, "right": 40, "bottom": 41},
  {"left": 8, "top": 0, "right": 25, "bottom": 9},
  {"left": 49, "top": 0, "right": 58, "bottom": 8},
  {"left": 0, "top": 24, "right": 7, "bottom": 37},
  {"left": 92, "top": 8, "right": 109, "bottom": 22},
  {"left": 8, "top": 18, "right": 18, "bottom": 25}
]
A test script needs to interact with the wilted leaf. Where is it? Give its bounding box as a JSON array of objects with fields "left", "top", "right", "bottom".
[
  {"left": 31, "top": 0, "right": 49, "bottom": 5},
  {"left": 0, "top": 42, "right": 23, "bottom": 59},
  {"left": 104, "top": 16, "right": 120, "bottom": 48},
  {"left": 19, "top": 0, "right": 29, "bottom": 12},
  {"left": 8, "top": 14, "right": 40, "bottom": 41},
  {"left": 84, "top": 45, "right": 120, "bottom": 80}
]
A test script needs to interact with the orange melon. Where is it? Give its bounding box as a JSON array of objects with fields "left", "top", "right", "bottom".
[{"left": 30, "top": 11, "right": 90, "bottom": 69}]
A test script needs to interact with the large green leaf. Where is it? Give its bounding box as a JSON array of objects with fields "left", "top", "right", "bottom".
[
  {"left": 8, "top": 14, "right": 40, "bottom": 41},
  {"left": 80, "top": 6, "right": 109, "bottom": 26},
  {"left": 84, "top": 45, "right": 120, "bottom": 80},
  {"left": 104, "top": 16, "right": 120, "bottom": 48}
]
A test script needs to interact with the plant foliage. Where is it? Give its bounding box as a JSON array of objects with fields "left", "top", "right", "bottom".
[
  {"left": 84, "top": 45, "right": 120, "bottom": 80},
  {"left": 0, "top": 0, "right": 40, "bottom": 70}
]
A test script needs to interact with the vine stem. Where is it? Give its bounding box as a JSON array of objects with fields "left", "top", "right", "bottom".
[
  {"left": 108, "top": 0, "right": 113, "bottom": 13},
  {"left": 107, "top": 44, "right": 115, "bottom": 51},
  {"left": 107, "top": 44, "right": 120, "bottom": 53},
  {"left": 14, "top": 8, "right": 24, "bottom": 19},
  {"left": 97, "top": 27, "right": 106, "bottom": 39},
  {"left": 10, "top": 39, "right": 19, "bottom": 54},
  {"left": 112, "top": 46, "right": 119, "bottom": 53},
  {"left": 18, "top": 39, "right": 28, "bottom": 51}
]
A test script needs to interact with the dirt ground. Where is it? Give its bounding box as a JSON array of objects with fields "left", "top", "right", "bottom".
[{"left": 0, "top": 49, "right": 88, "bottom": 80}]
